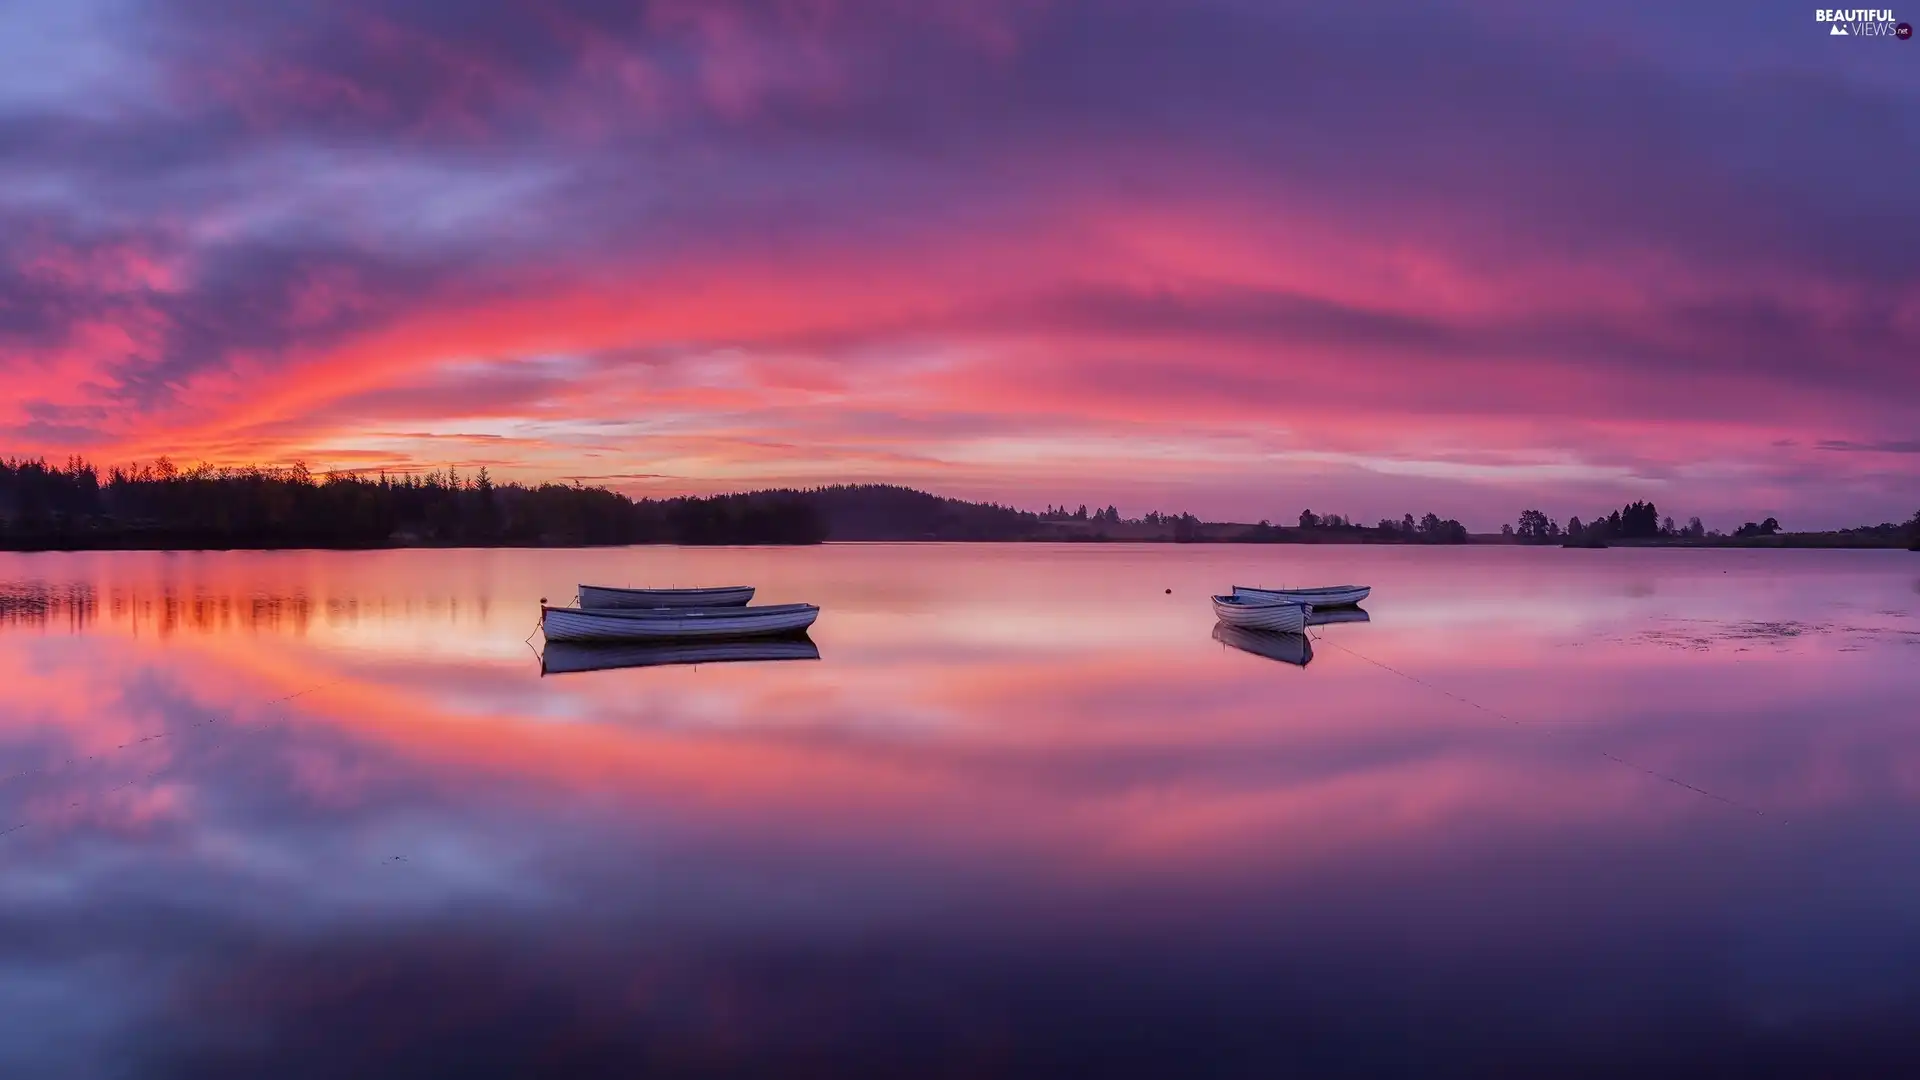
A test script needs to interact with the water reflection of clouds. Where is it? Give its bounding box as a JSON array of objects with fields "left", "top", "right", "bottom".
[
  {"left": 2, "top": 629, "right": 1888, "bottom": 884},
  {"left": 1, "top": 548, "right": 1918, "bottom": 1074}
]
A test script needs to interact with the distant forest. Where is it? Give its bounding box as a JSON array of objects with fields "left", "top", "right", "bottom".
[
  {"left": 0, "top": 458, "right": 1060, "bottom": 549},
  {"left": 0, "top": 458, "right": 828, "bottom": 549},
  {"left": 0, "top": 456, "right": 1478, "bottom": 550},
  {"left": 1504, "top": 500, "right": 1920, "bottom": 549},
  {"left": 0, "top": 457, "right": 1913, "bottom": 550}
]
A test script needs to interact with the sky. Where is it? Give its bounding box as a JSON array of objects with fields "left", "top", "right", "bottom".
[{"left": 1, "top": 0, "right": 1916, "bottom": 530}]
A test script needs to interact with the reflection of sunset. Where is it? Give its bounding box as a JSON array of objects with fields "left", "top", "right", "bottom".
[
  {"left": 0, "top": 547, "right": 1916, "bottom": 1075},
  {"left": 5, "top": 547, "right": 1916, "bottom": 885},
  {"left": 4, "top": 0, "right": 1918, "bottom": 1066}
]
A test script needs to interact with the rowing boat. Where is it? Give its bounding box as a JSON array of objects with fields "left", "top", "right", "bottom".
[
  {"left": 542, "top": 602, "right": 818, "bottom": 642},
  {"left": 1232, "top": 584, "right": 1370, "bottom": 608},
  {"left": 1210, "top": 594, "right": 1308, "bottom": 633},
  {"left": 577, "top": 584, "right": 754, "bottom": 609}
]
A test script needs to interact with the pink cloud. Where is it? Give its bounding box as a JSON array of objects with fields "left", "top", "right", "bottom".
[{"left": 3, "top": 0, "right": 1915, "bottom": 527}]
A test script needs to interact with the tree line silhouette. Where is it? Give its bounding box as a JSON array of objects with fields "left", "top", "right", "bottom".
[
  {"left": 0, "top": 458, "right": 827, "bottom": 548},
  {"left": 4, "top": 456, "right": 1914, "bottom": 550},
  {"left": 1506, "top": 500, "right": 1918, "bottom": 547},
  {"left": 1505, "top": 500, "right": 1686, "bottom": 545},
  {"left": 0, "top": 462, "right": 1076, "bottom": 548},
  {"left": 0, "top": 454, "right": 1484, "bottom": 550}
]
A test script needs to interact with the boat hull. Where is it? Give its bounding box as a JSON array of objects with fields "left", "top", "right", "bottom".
[
  {"left": 1305, "top": 607, "right": 1371, "bottom": 627},
  {"left": 1210, "top": 595, "right": 1308, "bottom": 633},
  {"left": 1233, "top": 584, "right": 1370, "bottom": 608},
  {"left": 578, "top": 584, "right": 754, "bottom": 609},
  {"left": 1212, "top": 624, "right": 1313, "bottom": 667},
  {"left": 543, "top": 603, "right": 819, "bottom": 642},
  {"left": 541, "top": 637, "right": 819, "bottom": 675}
]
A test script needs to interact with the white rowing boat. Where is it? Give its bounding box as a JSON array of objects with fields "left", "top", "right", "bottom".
[
  {"left": 542, "top": 603, "right": 819, "bottom": 642},
  {"left": 540, "top": 637, "right": 819, "bottom": 675},
  {"left": 1212, "top": 623, "right": 1313, "bottom": 667},
  {"left": 1233, "top": 584, "right": 1370, "bottom": 608},
  {"left": 1210, "top": 594, "right": 1308, "bottom": 633},
  {"left": 577, "top": 584, "right": 754, "bottom": 609}
]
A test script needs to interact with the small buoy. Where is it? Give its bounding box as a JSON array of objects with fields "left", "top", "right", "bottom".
[
  {"left": 539, "top": 596, "right": 547, "bottom": 604},
  {"left": 1165, "top": 588, "right": 1172, "bottom": 594}
]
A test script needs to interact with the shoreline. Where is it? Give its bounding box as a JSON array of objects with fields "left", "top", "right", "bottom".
[{"left": 2, "top": 535, "right": 1911, "bottom": 553}]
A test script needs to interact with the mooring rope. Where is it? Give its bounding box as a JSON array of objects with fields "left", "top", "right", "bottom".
[{"left": 1307, "top": 629, "right": 1775, "bottom": 819}]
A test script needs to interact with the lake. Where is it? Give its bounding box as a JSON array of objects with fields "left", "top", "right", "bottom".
[{"left": 2, "top": 544, "right": 1917, "bottom": 1077}]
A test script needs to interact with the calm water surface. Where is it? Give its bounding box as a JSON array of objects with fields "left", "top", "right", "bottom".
[{"left": 2, "top": 545, "right": 1918, "bottom": 1077}]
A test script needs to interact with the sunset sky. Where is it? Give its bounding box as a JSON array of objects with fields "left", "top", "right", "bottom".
[{"left": 2, "top": 0, "right": 1916, "bottom": 529}]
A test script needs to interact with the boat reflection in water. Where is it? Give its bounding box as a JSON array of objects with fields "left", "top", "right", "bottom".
[
  {"left": 1211, "top": 623, "right": 1313, "bottom": 667},
  {"left": 539, "top": 635, "right": 821, "bottom": 676},
  {"left": 1305, "top": 606, "right": 1371, "bottom": 627}
]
